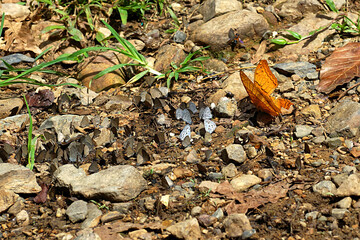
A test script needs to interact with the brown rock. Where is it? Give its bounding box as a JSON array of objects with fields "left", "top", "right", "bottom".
[{"left": 154, "top": 45, "right": 186, "bottom": 73}]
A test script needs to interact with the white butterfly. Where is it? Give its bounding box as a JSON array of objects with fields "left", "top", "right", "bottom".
[
  {"left": 179, "top": 124, "right": 191, "bottom": 141},
  {"left": 199, "top": 106, "right": 212, "bottom": 120},
  {"left": 181, "top": 109, "right": 192, "bottom": 124},
  {"left": 204, "top": 119, "right": 216, "bottom": 134},
  {"left": 188, "top": 102, "right": 197, "bottom": 113},
  {"left": 176, "top": 108, "right": 184, "bottom": 120}
]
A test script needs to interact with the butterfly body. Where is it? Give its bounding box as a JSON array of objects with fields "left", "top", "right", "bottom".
[{"left": 240, "top": 60, "right": 292, "bottom": 117}]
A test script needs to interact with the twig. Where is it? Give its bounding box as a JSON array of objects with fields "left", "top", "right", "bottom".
[{"left": 337, "top": 81, "right": 360, "bottom": 100}]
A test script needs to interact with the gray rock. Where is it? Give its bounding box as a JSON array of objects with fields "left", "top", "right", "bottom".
[
  {"left": 222, "top": 163, "right": 238, "bottom": 178},
  {"left": 215, "top": 97, "right": 237, "bottom": 117},
  {"left": 166, "top": 218, "right": 201, "bottom": 240},
  {"left": 305, "top": 211, "right": 318, "bottom": 221},
  {"left": 0, "top": 163, "right": 41, "bottom": 194},
  {"left": 54, "top": 164, "right": 147, "bottom": 202},
  {"left": 208, "top": 172, "right": 223, "bottom": 181},
  {"left": 0, "top": 115, "right": 29, "bottom": 136},
  {"left": 336, "top": 174, "right": 360, "bottom": 196},
  {"left": 325, "top": 100, "right": 360, "bottom": 136},
  {"left": 186, "top": 150, "right": 199, "bottom": 164},
  {"left": 212, "top": 208, "right": 224, "bottom": 220},
  {"left": 66, "top": 200, "right": 88, "bottom": 223},
  {"left": 313, "top": 136, "right": 326, "bottom": 144},
  {"left": 273, "top": 62, "right": 317, "bottom": 78},
  {"left": 312, "top": 180, "right": 336, "bottom": 197},
  {"left": 223, "top": 213, "right": 253, "bottom": 238},
  {"left": 222, "top": 144, "right": 247, "bottom": 164},
  {"left": 112, "top": 202, "right": 133, "bottom": 214},
  {"left": 331, "top": 208, "right": 349, "bottom": 219},
  {"left": 173, "top": 31, "right": 187, "bottom": 43},
  {"left": 230, "top": 174, "right": 261, "bottom": 192},
  {"left": 325, "top": 137, "right": 343, "bottom": 149},
  {"left": 342, "top": 165, "right": 357, "bottom": 174},
  {"left": 81, "top": 203, "right": 102, "bottom": 229},
  {"left": 295, "top": 125, "right": 313, "bottom": 138},
  {"left": 190, "top": 10, "right": 268, "bottom": 50},
  {"left": 336, "top": 197, "right": 352, "bottom": 209},
  {"left": 242, "top": 229, "right": 256, "bottom": 239},
  {"left": 200, "top": 0, "right": 242, "bottom": 22}
]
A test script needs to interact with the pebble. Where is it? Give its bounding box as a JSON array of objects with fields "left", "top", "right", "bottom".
[
  {"left": 166, "top": 218, "right": 201, "bottom": 240},
  {"left": 191, "top": 206, "right": 203, "bottom": 216},
  {"left": 212, "top": 208, "right": 224, "bottom": 220},
  {"left": 295, "top": 125, "right": 313, "bottom": 138},
  {"left": 16, "top": 210, "right": 29, "bottom": 226},
  {"left": 325, "top": 137, "right": 343, "bottom": 149},
  {"left": 305, "top": 211, "right": 318, "bottom": 220},
  {"left": 336, "top": 197, "right": 352, "bottom": 209},
  {"left": 331, "top": 208, "right": 349, "bottom": 219},
  {"left": 223, "top": 213, "right": 253, "bottom": 238},
  {"left": 100, "top": 211, "right": 123, "bottom": 223},
  {"left": 208, "top": 172, "right": 223, "bottom": 181},
  {"left": 222, "top": 163, "right": 238, "bottom": 178},
  {"left": 312, "top": 180, "right": 336, "bottom": 197},
  {"left": 66, "top": 200, "right": 88, "bottom": 223},
  {"left": 230, "top": 174, "right": 262, "bottom": 192},
  {"left": 222, "top": 144, "right": 247, "bottom": 164},
  {"left": 342, "top": 165, "right": 357, "bottom": 174}
]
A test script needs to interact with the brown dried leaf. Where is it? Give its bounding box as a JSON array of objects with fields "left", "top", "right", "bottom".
[
  {"left": 317, "top": 42, "right": 360, "bottom": 93},
  {"left": 219, "top": 181, "right": 290, "bottom": 214},
  {"left": 34, "top": 183, "right": 49, "bottom": 203}
]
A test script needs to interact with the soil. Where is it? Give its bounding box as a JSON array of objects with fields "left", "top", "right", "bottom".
[{"left": 2, "top": 0, "right": 360, "bottom": 240}]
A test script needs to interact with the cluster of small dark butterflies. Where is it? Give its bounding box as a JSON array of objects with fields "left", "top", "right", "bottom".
[{"left": 176, "top": 102, "right": 217, "bottom": 144}]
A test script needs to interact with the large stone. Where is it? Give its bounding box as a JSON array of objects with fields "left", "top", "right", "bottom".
[
  {"left": 200, "top": 0, "right": 242, "bottom": 22},
  {"left": 166, "top": 218, "right": 201, "bottom": 240},
  {"left": 325, "top": 100, "right": 360, "bottom": 137},
  {"left": 190, "top": 10, "right": 269, "bottom": 50},
  {"left": 54, "top": 164, "right": 147, "bottom": 202},
  {"left": 0, "top": 163, "right": 41, "bottom": 194}
]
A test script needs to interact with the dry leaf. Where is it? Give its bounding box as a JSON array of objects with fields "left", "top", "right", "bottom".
[
  {"left": 34, "top": 183, "right": 49, "bottom": 203},
  {"left": 317, "top": 42, "right": 360, "bottom": 93},
  {"left": 251, "top": 40, "right": 267, "bottom": 64},
  {"left": 214, "top": 181, "right": 290, "bottom": 214}
]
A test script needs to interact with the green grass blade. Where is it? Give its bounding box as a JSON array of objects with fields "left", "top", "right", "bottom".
[
  {"left": 167, "top": 7, "right": 179, "bottom": 26},
  {"left": 325, "top": 0, "right": 338, "bottom": 13},
  {"left": 24, "top": 95, "right": 34, "bottom": 170},
  {"left": 286, "top": 30, "right": 302, "bottom": 40},
  {"left": 127, "top": 70, "right": 149, "bottom": 84},
  {"left": 0, "top": 13, "right": 5, "bottom": 38}
]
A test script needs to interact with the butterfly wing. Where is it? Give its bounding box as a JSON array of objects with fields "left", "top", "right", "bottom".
[
  {"left": 254, "top": 60, "right": 278, "bottom": 95},
  {"left": 240, "top": 70, "right": 281, "bottom": 117}
]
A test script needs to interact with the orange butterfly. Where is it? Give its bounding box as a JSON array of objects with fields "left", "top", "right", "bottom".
[{"left": 240, "top": 60, "right": 292, "bottom": 117}]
